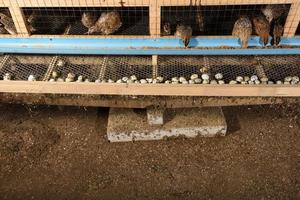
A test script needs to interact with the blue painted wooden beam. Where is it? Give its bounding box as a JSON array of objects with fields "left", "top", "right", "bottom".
[{"left": 0, "top": 36, "right": 299, "bottom": 55}]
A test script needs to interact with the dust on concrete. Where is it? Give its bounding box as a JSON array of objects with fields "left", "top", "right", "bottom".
[{"left": 0, "top": 103, "right": 299, "bottom": 200}]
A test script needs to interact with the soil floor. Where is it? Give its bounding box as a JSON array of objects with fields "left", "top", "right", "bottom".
[{"left": 0, "top": 103, "right": 299, "bottom": 200}]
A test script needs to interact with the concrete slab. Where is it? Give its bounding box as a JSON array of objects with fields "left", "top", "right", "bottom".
[{"left": 107, "top": 107, "right": 227, "bottom": 142}]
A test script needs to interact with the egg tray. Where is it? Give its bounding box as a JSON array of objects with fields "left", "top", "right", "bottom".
[
  {"left": 22, "top": 7, "right": 149, "bottom": 36},
  {"left": 0, "top": 55, "right": 300, "bottom": 83}
]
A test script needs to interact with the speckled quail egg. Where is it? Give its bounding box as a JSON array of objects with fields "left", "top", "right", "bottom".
[
  {"left": 229, "top": 80, "right": 237, "bottom": 84},
  {"left": 122, "top": 77, "right": 129, "bottom": 82},
  {"left": 244, "top": 76, "right": 250, "bottom": 82},
  {"left": 130, "top": 75, "right": 137, "bottom": 81},
  {"left": 254, "top": 80, "right": 261, "bottom": 85},
  {"left": 292, "top": 76, "right": 299, "bottom": 83},
  {"left": 156, "top": 76, "right": 164, "bottom": 83},
  {"left": 76, "top": 75, "right": 84, "bottom": 82},
  {"left": 28, "top": 75, "right": 36, "bottom": 81},
  {"left": 250, "top": 75, "right": 258, "bottom": 82},
  {"left": 140, "top": 79, "right": 147, "bottom": 84},
  {"left": 236, "top": 76, "right": 243, "bottom": 82},
  {"left": 56, "top": 59, "right": 66, "bottom": 67},
  {"left": 210, "top": 80, "right": 218, "bottom": 84},
  {"left": 52, "top": 71, "right": 59, "bottom": 79},
  {"left": 200, "top": 67, "right": 208, "bottom": 73},
  {"left": 179, "top": 77, "right": 186, "bottom": 83},
  {"left": 171, "top": 77, "right": 179, "bottom": 82},
  {"left": 108, "top": 79, "right": 115, "bottom": 83},
  {"left": 218, "top": 80, "right": 225, "bottom": 85},
  {"left": 190, "top": 74, "right": 198, "bottom": 80},
  {"left": 284, "top": 76, "right": 292, "bottom": 82},
  {"left": 202, "top": 79, "right": 210, "bottom": 84},
  {"left": 49, "top": 78, "right": 55, "bottom": 82},
  {"left": 146, "top": 78, "right": 153, "bottom": 83},
  {"left": 194, "top": 78, "right": 202, "bottom": 84},
  {"left": 189, "top": 80, "right": 195, "bottom": 84},
  {"left": 215, "top": 73, "right": 223, "bottom": 80},
  {"left": 201, "top": 73, "right": 210, "bottom": 81},
  {"left": 3, "top": 73, "right": 12, "bottom": 81},
  {"left": 164, "top": 80, "right": 171, "bottom": 84},
  {"left": 260, "top": 77, "right": 269, "bottom": 82},
  {"left": 57, "top": 78, "right": 65, "bottom": 82}
]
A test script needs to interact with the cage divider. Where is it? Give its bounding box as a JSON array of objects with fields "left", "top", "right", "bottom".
[{"left": 43, "top": 56, "right": 59, "bottom": 81}]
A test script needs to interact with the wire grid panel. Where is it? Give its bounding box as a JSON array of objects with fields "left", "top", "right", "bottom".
[
  {"left": 103, "top": 56, "right": 153, "bottom": 81},
  {"left": 158, "top": 56, "right": 257, "bottom": 82},
  {"left": 49, "top": 56, "right": 105, "bottom": 81},
  {"left": 161, "top": 3, "right": 291, "bottom": 36},
  {"left": 0, "top": 7, "right": 16, "bottom": 35},
  {"left": 21, "top": 6, "right": 149, "bottom": 36},
  {"left": 0, "top": 55, "right": 52, "bottom": 80}
]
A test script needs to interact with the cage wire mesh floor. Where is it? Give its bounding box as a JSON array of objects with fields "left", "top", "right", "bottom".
[
  {"left": 1, "top": 55, "right": 300, "bottom": 84},
  {"left": 22, "top": 7, "right": 149, "bottom": 35}
]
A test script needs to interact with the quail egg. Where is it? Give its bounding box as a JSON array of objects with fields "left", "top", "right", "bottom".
[
  {"left": 156, "top": 76, "right": 164, "bottom": 83},
  {"left": 254, "top": 80, "right": 261, "bottom": 85},
  {"left": 292, "top": 76, "right": 299, "bottom": 83},
  {"left": 194, "top": 78, "right": 202, "bottom": 84},
  {"left": 127, "top": 79, "right": 134, "bottom": 84},
  {"left": 260, "top": 76, "right": 269, "bottom": 82},
  {"left": 56, "top": 59, "right": 66, "bottom": 67},
  {"left": 108, "top": 79, "right": 115, "bottom": 83},
  {"left": 189, "top": 80, "right": 195, "bottom": 84},
  {"left": 181, "top": 80, "right": 188, "bottom": 84},
  {"left": 244, "top": 76, "right": 250, "bottom": 82},
  {"left": 140, "top": 79, "right": 147, "bottom": 84},
  {"left": 164, "top": 80, "right": 171, "bottom": 84},
  {"left": 179, "top": 77, "right": 186, "bottom": 83},
  {"left": 28, "top": 75, "right": 36, "bottom": 81},
  {"left": 284, "top": 81, "right": 290, "bottom": 85},
  {"left": 284, "top": 76, "right": 292, "bottom": 82},
  {"left": 3, "top": 73, "right": 12, "bottom": 81},
  {"left": 248, "top": 80, "right": 254, "bottom": 85},
  {"left": 146, "top": 78, "right": 153, "bottom": 83},
  {"left": 130, "top": 75, "right": 137, "bottom": 81},
  {"left": 49, "top": 78, "right": 55, "bottom": 82},
  {"left": 190, "top": 74, "right": 198, "bottom": 80},
  {"left": 229, "top": 80, "right": 237, "bottom": 85},
  {"left": 52, "top": 71, "right": 59, "bottom": 79},
  {"left": 57, "top": 78, "right": 65, "bottom": 82},
  {"left": 210, "top": 80, "right": 218, "bottom": 84},
  {"left": 218, "top": 80, "right": 225, "bottom": 85},
  {"left": 116, "top": 79, "right": 123, "bottom": 83},
  {"left": 200, "top": 66, "right": 208, "bottom": 73},
  {"left": 84, "top": 79, "right": 90, "bottom": 83},
  {"left": 250, "top": 75, "right": 258, "bottom": 82},
  {"left": 276, "top": 80, "right": 283, "bottom": 85},
  {"left": 236, "top": 76, "right": 243, "bottom": 82},
  {"left": 268, "top": 81, "right": 274, "bottom": 85},
  {"left": 202, "top": 79, "right": 210, "bottom": 84},
  {"left": 76, "top": 75, "right": 84, "bottom": 82},
  {"left": 172, "top": 80, "right": 179, "bottom": 84},
  {"left": 95, "top": 79, "right": 101, "bottom": 83},
  {"left": 201, "top": 73, "right": 210, "bottom": 81},
  {"left": 215, "top": 73, "right": 223, "bottom": 80},
  {"left": 171, "top": 77, "right": 179, "bottom": 82},
  {"left": 152, "top": 79, "right": 158, "bottom": 84},
  {"left": 122, "top": 77, "right": 129, "bottom": 82},
  {"left": 241, "top": 81, "right": 247, "bottom": 85},
  {"left": 291, "top": 80, "right": 298, "bottom": 85}
]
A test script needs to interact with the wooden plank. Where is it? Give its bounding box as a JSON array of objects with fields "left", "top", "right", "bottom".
[
  {"left": 15, "top": 0, "right": 150, "bottom": 7},
  {"left": 284, "top": 1, "right": 300, "bottom": 37},
  {"left": 8, "top": 2, "right": 30, "bottom": 36},
  {"left": 0, "top": 81, "right": 300, "bottom": 97}
]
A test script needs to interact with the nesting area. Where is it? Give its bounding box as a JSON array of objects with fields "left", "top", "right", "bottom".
[
  {"left": 22, "top": 7, "right": 149, "bottom": 35},
  {"left": 0, "top": 55, "right": 300, "bottom": 86}
]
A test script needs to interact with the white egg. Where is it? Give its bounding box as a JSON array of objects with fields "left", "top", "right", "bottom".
[
  {"left": 140, "top": 79, "right": 147, "bottom": 84},
  {"left": 215, "top": 73, "right": 223, "bottom": 80},
  {"left": 116, "top": 79, "right": 123, "bottom": 83},
  {"left": 236, "top": 76, "right": 243, "bottom": 82},
  {"left": 276, "top": 80, "right": 283, "bottom": 85},
  {"left": 152, "top": 79, "right": 158, "bottom": 84},
  {"left": 130, "top": 75, "right": 137, "bottom": 81},
  {"left": 210, "top": 80, "right": 218, "bottom": 84},
  {"left": 284, "top": 76, "right": 292, "bottom": 82},
  {"left": 201, "top": 73, "right": 210, "bottom": 81},
  {"left": 28, "top": 75, "right": 36, "bottom": 81},
  {"left": 250, "top": 75, "right": 258, "bottom": 82},
  {"left": 49, "top": 78, "right": 55, "bottom": 82},
  {"left": 77, "top": 75, "right": 84, "bottom": 82},
  {"left": 190, "top": 74, "right": 198, "bottom": 80},
  {"left": 218, "top": 80, "right": 225, "bottom": 85},
  {"left": 194, "top": 78, "right": 202, "bottom": 84},
  {"left": 229, "top": 80, "right": 237, "bottom": 85}
]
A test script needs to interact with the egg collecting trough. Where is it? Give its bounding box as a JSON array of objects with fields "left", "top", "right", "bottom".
[{"left": 0, "top": 0, "right": 300, "bottom": 108}]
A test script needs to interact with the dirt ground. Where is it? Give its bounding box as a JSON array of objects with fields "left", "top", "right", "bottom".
[{"left": 0, "top": 103, "right": 299, "bottom": 200}]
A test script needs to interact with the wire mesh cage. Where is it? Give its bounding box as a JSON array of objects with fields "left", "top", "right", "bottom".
[
  {"left": 0, "top": 8, "right": 16, "bottom": 35},
  {"left": 161, "top": 4, "right": 291, "bottom": 36},
  {"left": 22, "top": 6, "right": 149, "bottom": 36},
  {"left": 1, "top": 55, "right": 300, "bottom": 85}
]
